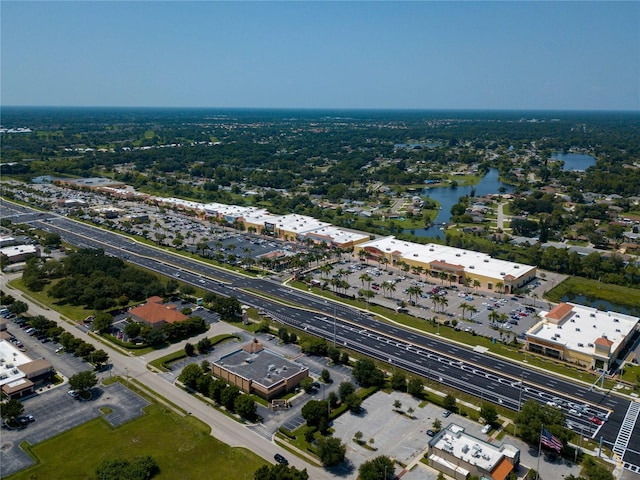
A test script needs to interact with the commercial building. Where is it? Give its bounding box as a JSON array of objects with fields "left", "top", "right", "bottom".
[
  {"left": 128, "top": 296, "right": 189, "bottom": 329},
  {"left": 427, "top": 423, "right": 520, "bottom": 480},
  {"left": 0, "top": 244, "right": 40, "bottom": 264},
  {"left": 0, "top": 340, "right": 54, "bottom": 399},
  {"left": 354, "top": 236, "right": 536, "bottom": 294},
  {"left": 211, "top": 339, "right": 309, "bottom": 400},
  {"left": 525, "top": 302, "right": 639, "bottom": 371}
]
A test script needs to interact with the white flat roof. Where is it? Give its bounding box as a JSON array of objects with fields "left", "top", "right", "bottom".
[
  {"left": 305, "top": 226, "right": 370, "bottom": 245},
  {"left": 432, "top": 423, "right": 516, "bottom": 471},
  {"left": 272, "top": 214, "right": 331, "bottom": 234},
  {"left": 0, "top": 244, "right": 37, "bottom": 258},
  {"left": 527, "top": 303, "right": 638, "bottom": 358},
  {"left": 360, "top": 236, "right": 535, "bottom": 281},
  {"left": 0, "top": 340, "right": 32, "bottom": 387}
]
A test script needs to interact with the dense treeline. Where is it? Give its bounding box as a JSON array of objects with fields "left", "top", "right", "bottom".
[
  {"left": 22, "top": 248, "right": 166, "bottom": 310},
  {"left": 2, "top": 108, "right": 638, "bottom": 201}
]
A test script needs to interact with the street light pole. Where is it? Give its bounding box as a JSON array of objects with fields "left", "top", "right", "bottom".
[
  {"left": 333, "top": 304, "right": 337, "bottom": 348},
  {"left": 517, "top": 371, "right": 524, "bottom": 412}
]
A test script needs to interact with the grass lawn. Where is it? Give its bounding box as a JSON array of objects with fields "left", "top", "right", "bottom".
[
  {"left": 9, "top": 277, "right": 94, "bottom": 322},
  {"left": 9, "top": 404, "right": 266, "bottom": 480}
]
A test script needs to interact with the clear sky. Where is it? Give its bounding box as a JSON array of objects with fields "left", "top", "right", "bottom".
[{"left": 2, "top": 1, "right": 638, "bottom": 111}]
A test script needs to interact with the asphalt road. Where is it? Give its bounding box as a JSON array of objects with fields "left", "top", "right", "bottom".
[{"left": 3, "top": 199, "right": 639, "bottom": 473}]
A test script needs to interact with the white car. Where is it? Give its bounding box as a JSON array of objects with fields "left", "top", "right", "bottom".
[{"left": 482, "top": 424, "right": 492, "bottom": 434}]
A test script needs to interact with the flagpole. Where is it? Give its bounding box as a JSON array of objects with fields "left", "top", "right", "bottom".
[{"left": 536, "top": 424, "right": 543, "bottom": 480}]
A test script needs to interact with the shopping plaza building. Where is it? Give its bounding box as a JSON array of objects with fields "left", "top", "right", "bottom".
[
  {"left": 354, "top": 236, "right": 537, "bottom": 294},
  {"left": 525, "top": 302, "right": 639, "bottom": 371}
]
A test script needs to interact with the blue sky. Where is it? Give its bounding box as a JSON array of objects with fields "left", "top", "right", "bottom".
[{"left": 2, "top": 1, "right": 638, "bottom": 110}]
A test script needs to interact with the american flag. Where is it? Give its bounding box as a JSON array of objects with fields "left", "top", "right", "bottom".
[{"left": 541, "top": 428, "right": 563, "bottom": 452}]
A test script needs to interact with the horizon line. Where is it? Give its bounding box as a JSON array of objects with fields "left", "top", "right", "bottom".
[{"left": 1, "top": 105, "right": 639, "bottom": 114}]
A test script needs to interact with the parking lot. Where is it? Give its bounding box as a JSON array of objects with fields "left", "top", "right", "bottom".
[
  {"left": 331, "top": 389, "right": 583, "bottom": 479},
  {"left": 311, "top": 261, "right": 545, "bottom": 342},
  {"left": 0, "top": 382, "right": 149, "bottom": 476}
]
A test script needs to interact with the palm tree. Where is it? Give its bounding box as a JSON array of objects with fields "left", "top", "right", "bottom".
[
  {"left": 459, "top": 302, "right": 470, "bottom": 320},
  {"left": 439, "top": 271, "right": 448, "bottom": 285},
  {"left": 488, "top": 310, "right": 500, "bottom": 325},
  {"left": 463, "top": 276, "right": 471, "bottom": 292},
  {"left": 319, "top": 264, "right": 332, "bottom": 280},
  {"left": 387, "top": 282, "right": 396, "bottom": 299},
  {"left": 467, "top": 305, "right": 478, "bottom": 319},
  {"left": 438, "top": 296, "right": 448, "bottom": 312},
  {"left": 407, "top": 285, "right": 422, "bottom": 304},
  {"left": 381, "top": 281, "right": 392, "bottom": 298},
  {"left": 473, "top": 279, "right": 481, "bottom": 294},
  {"left": 381, "top": 257, "right": 390, "bottom": 271},
  {"left": 431, "top": 295, "right": 440, "bottom": 311},
  {"left": 495, "top": 281, "right": 505, "bottom": 297},
  {"left": 359, "top": 273, "right": 373, "bottom": 290},
  {"left": 448, "top": 274, "right": 457, "bottom": 287}
]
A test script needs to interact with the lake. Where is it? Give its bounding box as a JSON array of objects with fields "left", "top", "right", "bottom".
[
  {"left": 551, "top": 152, "right": 597, "bottom": 171},
  {"left": 408, "top": 168, "right": 514, "bottom": 239}
]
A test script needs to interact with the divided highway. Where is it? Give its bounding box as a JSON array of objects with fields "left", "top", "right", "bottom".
[{"left": 3, "top": 200, "right": 639, "bottom": 471}]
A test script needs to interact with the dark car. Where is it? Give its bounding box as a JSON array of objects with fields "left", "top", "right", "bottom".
[
  {"left": 426, "top": 429, "right": 435, "bottom": 437},
  {"left": 274, "top": 453, "right": 288, "bottom": 465}
]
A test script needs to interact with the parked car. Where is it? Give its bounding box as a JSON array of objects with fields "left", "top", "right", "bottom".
[
  {"left": 482, "top": 424, "right": 492, "bottom": 434},
  {"left": 443, "top": 410, "right": 451, "bottom": 418},
  {"left": 426, "top": 429, "right": 435, "bottom": 437},
  {"left": 590, "top": 416, "right": 603, "bottom": 425}
]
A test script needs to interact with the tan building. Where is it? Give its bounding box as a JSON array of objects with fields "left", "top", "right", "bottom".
[
  {"left": 427, "top": 423, "right": 520, "bottom": 480},
  {"left": 211, "top": 339, "right": 309, "bottom": 400},
  {"left": 525, "top": 302, "right": 639, "bottom": 371},
  {"left": 354, "top": 236, "right": 536, "bottom": 294},
  {"left": 1, "top": 341, "right": 54, "bottom": 399}
]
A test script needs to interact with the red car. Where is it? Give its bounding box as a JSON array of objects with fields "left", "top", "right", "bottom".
[{"left": 590, "top": 416, "right": 603, "bottom": 425}]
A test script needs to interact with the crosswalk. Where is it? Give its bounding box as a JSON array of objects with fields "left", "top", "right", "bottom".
[{"left": 613, "top": 401, "right": 640, "bottom": 472}]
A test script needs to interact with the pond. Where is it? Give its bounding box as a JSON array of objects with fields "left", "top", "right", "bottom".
[
  {"left": 560, "top": 294, "right": 640, "bottom": 317},
  {"left": 551, "top": 152, "right": 597, "bottom": 172},
  {"left": 408, "top": 168, "right": 514, "bottom": 239}
]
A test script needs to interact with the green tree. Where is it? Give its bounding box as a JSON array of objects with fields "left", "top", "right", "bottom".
[
  {"left": 316, "top": 436, "right": 346, "bottom": 467},
  {"left": 184, "top": 342, "right": 195, "bottom": 356},
  {"left": 221, "top": 385, "right": 241, "bottom": 411},
  {"left": 124, "top": 321, "right": 142, "bottom": 338},
  {"left": 338, "top": 381, "right": 355, "bottom": 402},
  {"left": 0, "top": 398, "right": 24, "bottom": 423},
  {"left": 93, "top": 313, "right": 113, "bottom": 333},
  {"left": 358, "top": 455, "right": 395, "bottom": 480},
  {"left": 344, "top": 393, "right": 363, "bottom": 413},
  {"left": 253, "top": 463, "right": 309, "bottom": 480},
  {"left": 301, "top": 400, "right": 329, "bottom": 429},
  {"left": 390, "top": 371, "right": 407, "bottom": 391},
  {"left": 515, "top": 400, "right": 568, "bottom": 446},
  {"left": 197, "top": 337, "right": 212, "bottom": 354},
  {"left": 91, "top": 349, "right": 109, "bottom": 369},
  {"left": 9, "top": 300, "right": 28, "bottom": 316},
  {"left": 393, "top": 399, "right": 402, "bottom": 411},
  {"left": 432, "top": 418, "right": 442, "bottom": 432},
  {"left": 353, "top": 358, "right": 384, "bottom": 387},
  {"left": 407, "top": 377, "right": 424, "bottom": 398},
  {"left": 320, "top": 368, "right": 331, "bottom": 383},
  {"left": 300, "top": 377, "right": 315, "bottom": 393},
  {"left": 234, "top": 394, "right": 257, "bottom": 421},
  {"left": 443, "top": 394, "right": 457, "bottom": 413},
  {"left": 178, "top": 363, "right": 203, "bottom": 389},
  {"left": 95, "top": 456, "right": 159, "bottom": 480},
  {"left": 69, "top": 370, "right": 98, "bottom": 394},
  {"left": 480, "top": 404, "right": 498, "bottom": 427}
]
